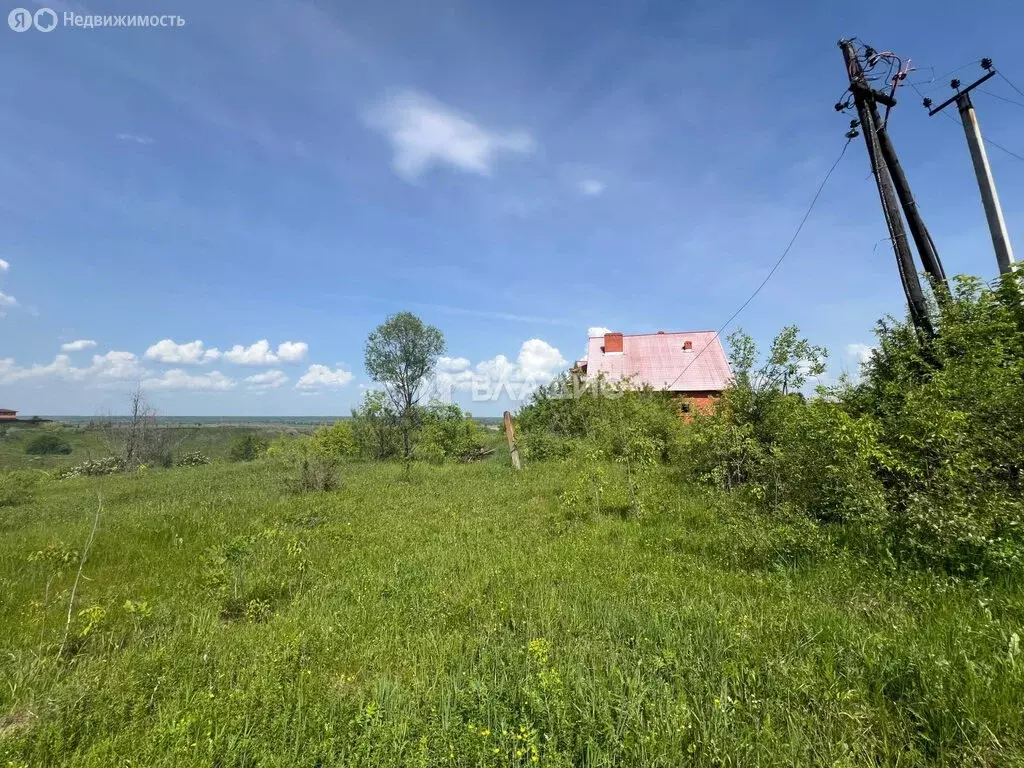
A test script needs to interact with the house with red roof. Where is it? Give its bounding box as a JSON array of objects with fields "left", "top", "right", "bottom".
[{"left": 575, "top": 331, "right": 732, "bottom": 413}]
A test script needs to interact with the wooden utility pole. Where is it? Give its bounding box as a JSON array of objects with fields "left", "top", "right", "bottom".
[
  {"left": 926, "top": 62, "right": 1016, "bottom": 275},
  {"left": 870, "top": 103, "right": 948, "bottom": 289},
  {"left": 503, "top": 411, "right": 522, "bottom": 471},
  {"left": 839, "top": 40, "right": 934, "bottom": 336}
]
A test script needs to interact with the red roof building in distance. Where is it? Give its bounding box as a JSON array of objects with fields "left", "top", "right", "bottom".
[
  {"left": 0, "top": 409, "right": 18, "bottom": 422},
  {"left": 576, "top": 331, "right": 732, "bottom": 411}
]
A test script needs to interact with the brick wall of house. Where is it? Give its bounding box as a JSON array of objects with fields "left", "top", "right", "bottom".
[{"left": 673, "top": 392, "right": 720, "bottom": 421}]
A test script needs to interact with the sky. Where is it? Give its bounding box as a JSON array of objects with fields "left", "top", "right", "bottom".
[{"left": 2, "top": 0, "right": 1023, "bottom": 416}]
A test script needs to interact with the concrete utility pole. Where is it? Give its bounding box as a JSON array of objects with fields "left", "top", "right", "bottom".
[
  {"left": 839, "top": 40, "right": 934, "bottom": 336},
  {"left": 926, "top": 61, "right": 1016, "bottom": 275}
]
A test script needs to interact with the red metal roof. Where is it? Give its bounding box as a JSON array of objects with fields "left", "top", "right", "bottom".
[{"left": 584, "top": 331, "right": 732, "bottom": 392}]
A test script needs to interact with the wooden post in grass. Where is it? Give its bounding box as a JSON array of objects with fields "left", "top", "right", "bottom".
[{"left": 503, "top": 411, "right": 522, "bottom": 471}]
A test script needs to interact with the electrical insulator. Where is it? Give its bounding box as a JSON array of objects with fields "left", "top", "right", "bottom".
[{"left": 981, "top": 57, "right": 993, "bottom": 70}]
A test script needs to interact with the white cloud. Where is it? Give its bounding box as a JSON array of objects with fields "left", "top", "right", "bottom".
[
  {"left": 0, "top": 260, "right": 16, "bottom": 312},
  {"left": 517, "top": 339, "right": 568, "bottom": 381},
  {"left": 61, "top": 339, "right": 97, "bottom": 352},
  {"left": 433, "top": 339, "right": 567, "bottom": 401},
  {"left": 587, "top": 326, "right": 612, "bottom": 338},
  {"left": 224, "top": 340, "right": 278, "bottom": 365},
  {"left": 145, "top": 339, "right": 221, "bottom": 365},
  {"left": 296, "top": 364, "right": 354, "bottom": 389},
  {"left": 846, "top": 343, "right": 875, "bottom": 367},
  {"left": 89, "top": 351, "right": 143, "bottom": 380},
  {"left": 116, "top": 133, "right": 154, "bottom": 145},
  {"left": 437, "top": 356, "right": 471, "bottom": 373},
  {"left": 142, "top": 369, "right": 235, "bottom": 391},
  {"left": 222, "top": 340, "right": 309, "bottom": 366},
  {"left": 245, "top": 370, "right": 288, "bottom": 390},
  {"left": 0, "top": 351, "right": 141, "bottom": 384},
  {"left": 276, "top": 341, "right": 308, "bottom": 363},
  {"left": 578, "top": 179, "right": 606, "bottom": 196},
  {"left": 366, "top": 89, "right": 534, "bottom": 182}
]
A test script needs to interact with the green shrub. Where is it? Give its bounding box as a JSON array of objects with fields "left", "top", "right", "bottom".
[
  {"left": 674, "top": 327, "right": 884, "bottom": 527},
  {"left": 844, "top": 270, "right": 1024, "bottom": 572},
  {"left": 270, "top": 437, "right": 340, "bottom": 492},
  {"left": 516, "top": 374, "right": 684, "bottom": 464},
  {"left": 351, "top": 390, "right": 402, "bottom": 460},
  {"left": 229, "top": 432, "right": 269, "bottom": 462},
  {"left": 769, "top": 399, "right": 886, "bottom": 524},
  {"left": 24, "top": 432, "right": 72, "bottom": 456},
  {"left": 415, "top": 403, "right": 484, "bottom": 462},
  {"left": 518, "top": 430, "right": 574, "bottom": 461},
  {"left": 311, "top": 421, "right": 358, "bottom": 459}
]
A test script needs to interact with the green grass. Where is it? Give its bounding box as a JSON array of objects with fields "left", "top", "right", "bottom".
[
  {"left": 1, "top": 458, "right": 1023, "bottom": 766},
  {"left": 0, "top": 424, "right": 301, "bottom": 471}
]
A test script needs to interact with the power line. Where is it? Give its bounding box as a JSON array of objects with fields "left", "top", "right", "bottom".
[
  {"left": 979, "top": 88, "right": 1024, "bottom": 110},
  {"left": 913, "top": 59, "right": 983, "bottom": 94},
  {"left": 911, "top": 82, "right": 1024, "bottom": 163},
  {"left": 663, "top": 137, "right": 853, "bottom": 391},
  {"left": 998, "top": 71, "right": 1024, "bottom": 99}
]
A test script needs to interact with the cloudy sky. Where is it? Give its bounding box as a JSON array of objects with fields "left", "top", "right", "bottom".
[{"left": 2, "top": 0, "right": 1023, "bottom": 415}]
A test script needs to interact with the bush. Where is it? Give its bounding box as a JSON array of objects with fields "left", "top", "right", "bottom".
[
  {"left": 516, "top": 373, "right": 684, "bottom": 465},
  {"left": 311, "top": 421, "right": 358, "bottom": 459},
  {"left": 351, "top": 391, "right": 402, "bottom": 460},
  {"left": 176, "top": 451, "right": 211, "bottom": 468},
  {"left": 229, "top": 432, "right": 269, "bottom": 462},
  {"left": 56, "top": 456, "right": 123, "bottom": 480},
  {"left": 414, "top": 403, "right": 484, "bottom": 462},
  {"left": 24, "top": 432, "right": 72, "bottom": 456},
  {"left": 270, "top": 437, "right": 340, "bottom": 493},
  {"left": 518, "top": 430, "right": 574, "bottom": 461},
  {"left": 844, "top": 271, "right": 1024, "bottom": 572},
  {"left": 0, "top": 470, "right": 42, "bottom": 507}
]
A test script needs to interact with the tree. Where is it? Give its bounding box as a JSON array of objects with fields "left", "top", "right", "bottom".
[
  {"left": 351, "top": 390, "right": 402, "bottom": 460},
  {"left": 99, "top": 386, "right": 179, "bottom": 470},
  {"left": 364, "top": 312, "right": 446, "bottom": 458},
  {"left": 725, "top": 326, "right": 827, "bottom": 433}
]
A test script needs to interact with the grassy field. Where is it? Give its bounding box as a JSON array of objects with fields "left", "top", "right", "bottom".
[
  {"left": 1, "top": 457, "right": 1023, "bottom": 766},
  {"left": 0, "top": 424, "right": 304, "bottom": 471}
]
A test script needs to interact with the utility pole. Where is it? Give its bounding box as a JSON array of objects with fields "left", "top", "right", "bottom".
[
  {"left": 871, "top": 103, "right": 948, "bottom": 288},
  {"left": 925, "top": 60, "right": 1015, "bottom": 275},
  {"left": 839, "top": 40, "right": 933, "bottom": 336}
]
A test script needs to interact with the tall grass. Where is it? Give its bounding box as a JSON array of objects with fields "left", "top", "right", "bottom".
[{"left": 1, "top": 459, "right": 1022, "bottom": 766}]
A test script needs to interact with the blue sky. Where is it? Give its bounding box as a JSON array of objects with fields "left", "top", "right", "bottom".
[{"left": 2, "top": 0, "right": 1023, "bottom": 416}]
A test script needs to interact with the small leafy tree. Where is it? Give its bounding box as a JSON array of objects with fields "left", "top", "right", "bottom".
[
  {"left": 229, "top": 432, "right": 269, "bottom": 462},
  {"left": 364, "top": 312, "right": 446, "bottom": 458},
  {"left": 351, "top": 390, "right": 402, "bottom": 460}
]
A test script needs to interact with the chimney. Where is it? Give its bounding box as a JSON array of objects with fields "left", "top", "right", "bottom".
[
  {"left": 683, "top": 340, "right": 693, "bottom": 351},
  {"left": 604, "top": 332, "right": 624, "bottom": 354}
]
